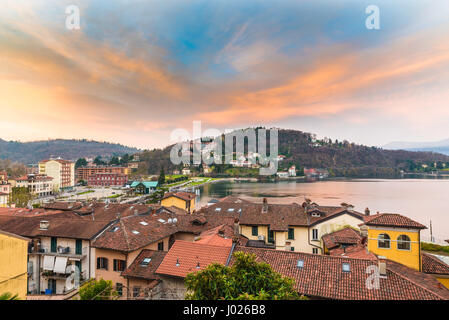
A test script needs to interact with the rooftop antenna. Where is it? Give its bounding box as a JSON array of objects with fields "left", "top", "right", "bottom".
[{"left": 430, "top": 219, "right": 435, "bottom": 243}]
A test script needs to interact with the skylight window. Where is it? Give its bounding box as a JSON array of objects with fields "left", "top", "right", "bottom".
[
  {"left": 110, "top": 226, "right": 119, "bottom": 232},
  {"left": 215, "top": 208, "right": 221, "bottom": 212},
  {"left": 140, "top": 221, "right": 148, "bottom": 226},
  {"left": 296, "top": 259, "right": 304, "bottom": 268},
  {"left": 158, "top": 219, "right": 166, "bottom": 223},
  {"left": 141, "top": 258, "right": 152, "bottom": 266},
  {"left": 228, "top": 208, "right": 235, "bottom": 212},
  {"left": 132, "top": 230, "right": 140, "bottom": 235},
  {"left": 342, "top": 263, "right": 351, "bottom": 272}
]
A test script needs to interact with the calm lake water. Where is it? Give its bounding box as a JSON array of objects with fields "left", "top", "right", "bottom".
[{"left": 197, "top": 178, "right": 449, "bottom": 243}]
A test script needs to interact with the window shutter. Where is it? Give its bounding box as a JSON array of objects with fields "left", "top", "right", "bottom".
[{"left": 97, "top": 258, "right": 100, "bottom": 269}]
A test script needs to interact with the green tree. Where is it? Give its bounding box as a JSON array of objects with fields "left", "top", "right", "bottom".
[
  {"left": 0, "top": 292, "right": 20, "bottom": 300},
  {"left": 185, "top": 251, "right": 304, "bottom": 300},
  {"left": 79, "top": 279, "right": 117, "bottom": 300},
  {"left": 93, "top": 156, "right": 106, "bottom": 166},
  {"left": 109, "top": 156, "right": 120, "bottom": 165},
  {"left": 75, "top": 158, "right": 88, "bottom": 169},
  {"left": 8, "top": 187, "right": 34, "bottom": 208},
  {"left": 158, "top": 168, "right": 165, "bottom": 186}
]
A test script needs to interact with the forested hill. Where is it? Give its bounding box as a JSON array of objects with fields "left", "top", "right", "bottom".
[
  {"left": 136, "top": 128, "right": 449, "bottom": 177},
  {"left": 0, "top": 139, "right": 139, "bottom": 164}
]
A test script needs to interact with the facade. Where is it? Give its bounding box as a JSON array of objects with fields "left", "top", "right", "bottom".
[
  {"left": 161, "top": 192, "right": 196, "bottom": 214},
  {"left": 0, "top": 214, "right": 111, "bottom": 297},
  {"left": 288, "top": 166, "right": 296, "bottom": 177},
  {"left": 198, "top": 198, "right": 366, "bottom": 254},
  {"left": 12, "top": 174, "right": 54, "bottom": 197},
  {"left": 39, "top": 159, "right": 75, "bottom": 191},
  {"left": 361, "top": 213, "right": 426, "bottom": 271},
  {"left": 76, "top": 166, "right": 130, "bottom": 182},
  {"left": 0, "top": 230, "right": 29, "bottom": 299},
  {"left": 0, "top": 179, "right": 11, "bottom": 208},
  {"left": 87, "top": 173, "right": 128, "bottom": 187},
  {"left": 130, "top": 181, "right": 158, "bottom": 194}
]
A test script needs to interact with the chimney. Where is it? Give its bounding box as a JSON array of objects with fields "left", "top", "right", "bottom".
[
  {"left": 233, "top": 218, "right": 240, "bottom": 235},
  {"left": 360, "top": 225, "right": 368, "bottom": 237},
  {"left": 378, "top": 256, "right": 387, "bottom": 277},
  {"left": 365, "top": 207, "right": 370, "bottom": 216},
  {"left": 262, "top": 198, "right": 268, "bottom": 213},
  {"left": 134, "top": 209, "right": 139, "bottom": 215},
  {"left": 39, "top": 220, "right": 49, "bottom": 230}
]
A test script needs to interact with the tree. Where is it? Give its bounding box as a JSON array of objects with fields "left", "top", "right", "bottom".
[
  {"left": 93, "top": 156, "right": 106, "bottom": 166},
  {"left": 79, "top": 279, "right": 117, "bottom": 300},
  {"left": 0, "top": 292, "right": 20, "bottom": 300},
  {"left": 8, "top": 187, "right": 34, "bottom": 208},
  {"left": 75, "top": 158, "right": 87, "bottom": 169},
  {"left": 185, "top": 251, "right": 304, "bottom": 300},
  {"left": 158, "top": 168, "right": 165, "bottom": 186},
  {"left": 109, "top": 156, "right": 120, "bottom": 166}
]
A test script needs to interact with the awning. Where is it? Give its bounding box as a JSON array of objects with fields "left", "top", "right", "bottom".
[
  {"left": 54, "top": 256, "right": 68, "bottom": 274},
  {"left": 43, "top": 255, "right": 55, "bottom": 271}
]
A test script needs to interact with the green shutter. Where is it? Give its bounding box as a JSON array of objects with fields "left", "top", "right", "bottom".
[
  {"left": 50, "top": 237, "right": 57, "bottom": 252},
  {"left": 75, "top": 239, "right": 82, "bottom": 255},
  {"left": 288, "top": 228, "right": 294, "bottom": 240},
  {"left": 252, "top": 226, "right": 258, "bottom": 236}
]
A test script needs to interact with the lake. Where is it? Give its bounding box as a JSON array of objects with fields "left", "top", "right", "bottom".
[{"left": 197, "top": 178, "right": 449, "bottom": 243}]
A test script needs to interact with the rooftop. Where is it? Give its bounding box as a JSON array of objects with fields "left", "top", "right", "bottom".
[
  {"left": 156, "top": 240, "right": 232, "bottom": 278},
  {"left": 363, "top": 213, "right": 427, "bottom": 229},
  {"left": 121, "top": 249, "right": 167, "bottom": 280}
]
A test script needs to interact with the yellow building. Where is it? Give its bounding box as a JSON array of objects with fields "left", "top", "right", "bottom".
[
  {"left": 0, "top": 230, "right": 30, "bottom": 299},
  {"left": 0, "top": 193, "right": 8, "bottom": 208},
  {"left": 422, "top": 252, "right": 449, "bottom": 289},
  {"left": 39, "top": 159, "right": 75, "bottom": 191},
  {"left": 161, "top": 192, "right": 196, "bottom": 214},
  {"left": 362, "top": 213, "right": 426, "bottom": 271}
]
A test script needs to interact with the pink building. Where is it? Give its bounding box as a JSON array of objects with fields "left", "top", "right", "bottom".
[{"left": 87, "top": 173, "right": 128, "bottom": 187}]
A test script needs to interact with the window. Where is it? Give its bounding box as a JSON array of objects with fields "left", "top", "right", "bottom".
[
  {"left": 158, "top": 242, "right": 164, "bottom": 251},
  {"left": 252, "top": 226, "right": 258, "bottom": 236},
  {"left": 378, "top": 233, "right": 391, "bottom": 248},
  {"left": 116, "top": 283, "right": 123, "bottom": 297},
  {"left": 397, "top": 235, "right": 411, "bottom": 250},
  {"left": 50, "top": 237, "right": 57, "bottom": 253},
  {"left": 312, "top": 229, "right": 318, "bottom": 240},
  {"left": 75, "top": 239, "right": 82, "bottom": 255},
  {"left": 296, "top": 260, "right": 304, "bottom": 268},
  {"left": 290, "top": 247, "right": 295, "bottom": 251},
  {"left": 342, "top": 263, "right": 351, "bottom": 272},
  {"left": 268, "top": 230, "right": 274, "bottom": 243},
  {"left": 312, "top": 248, "right": 318, "bottom": 254},
  {"left": 133, "top": 286, "right": 141, "bottom": 298},
  {"left": 113, "top": 259, "right": 126, "bottom": 272},
  {"left": 288, "top": 228, "right": 295, "bottom": 240},
  {"left": 141, "top": 258, "right": 152, "bottom": 266},
  {"left": 97, "top": 257, "right": 108, "bottom": 270}
]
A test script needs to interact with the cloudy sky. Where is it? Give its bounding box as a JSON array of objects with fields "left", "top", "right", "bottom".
[{"left": 1, "top": 0, "right": 449, "bottom": 149}]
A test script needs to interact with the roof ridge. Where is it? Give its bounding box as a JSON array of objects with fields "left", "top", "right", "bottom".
[
  {"left": 423, "top": 252, "right": 449, "bottom": 269},
  {"left": 119, "top": 219, "right": 131, "bottom": 251}
]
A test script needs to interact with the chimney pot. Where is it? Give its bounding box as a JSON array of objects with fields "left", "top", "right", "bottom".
[{"left": 365, "top": 207, "right": 370, "bottom": 216}]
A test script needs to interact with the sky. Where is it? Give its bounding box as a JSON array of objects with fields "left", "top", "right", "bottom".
[{"left": 1, "top": 0, "right": 449, "bottom": 149}]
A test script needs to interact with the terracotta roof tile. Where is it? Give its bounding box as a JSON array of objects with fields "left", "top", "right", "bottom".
[
  {"left": 121, "top": 250, "right": 167, "bottom": 280},
  {"left": 322, "top": 227, "right": 362, "bottom": 250},
  {"left": 363, "top": 213, "right": 426, "bottom": 229},
  {"left": 233, "top": 247, "right": 449, "bottom": 300},
  {"left": 422, "top": 253, "right": 449, "bottom": 275},
  {"left": 156, "top": 240, "right": 232, "bottom": 278}
]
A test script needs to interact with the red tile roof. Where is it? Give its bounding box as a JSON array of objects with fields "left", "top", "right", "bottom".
[
  {"left": 422, "top": 253, "right": 449, "bottom": 275},
  {"left": 194, "top": 225, "right": 233, "bottom": 247},
  {"left": 322, "top": 227, "right": 362, "bottom": 250},
  {"left": 363, "top": 213, "right": 426, "bottom": 229},
  {"left": 328, "top": 244, "right": 377, "bottom": 260},
  {"left": 156, "top": 240, "right": 232, "bottom": 278},
  {"left": 233, "top": 247, "right": 449, "bottom": 300},
  {"left": 163, "top": 192, "right": 196, "bottom": 202},
  {"left": 121, "top": 250, "right": 167, "bottom": 280}
]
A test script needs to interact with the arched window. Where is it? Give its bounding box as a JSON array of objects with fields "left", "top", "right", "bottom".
[
  {"left": 397, "top": 235, "right": 411, "bottom": 250},
  {"left": 378, "top": 233, "right": 390, "bottom": 248}
]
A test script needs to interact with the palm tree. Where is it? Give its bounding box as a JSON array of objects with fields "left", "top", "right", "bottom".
[{"left": 0, "top": 292, "right": 20, "bottom": 300}]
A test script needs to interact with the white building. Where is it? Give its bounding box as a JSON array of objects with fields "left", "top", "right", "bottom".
[{"left": 13, "top": 174, "right": 54, "bottom": 197}]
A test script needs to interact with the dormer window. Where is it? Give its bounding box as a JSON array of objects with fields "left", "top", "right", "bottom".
[{"left": 311, "top": 212, "right": 320, "bottom": 217}]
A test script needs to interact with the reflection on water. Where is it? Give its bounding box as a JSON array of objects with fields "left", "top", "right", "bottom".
[{"left": 197, "top": 179, "right": 449, "bottom": 243}]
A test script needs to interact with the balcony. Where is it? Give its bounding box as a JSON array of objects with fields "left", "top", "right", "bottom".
[{"left": 29, "top": 246, "right": 87, "bottom": 259}]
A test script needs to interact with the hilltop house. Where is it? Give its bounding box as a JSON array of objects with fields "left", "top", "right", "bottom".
[
  {"left": 130, "top": 181, "right": 158, "bottom": 194},
  {"left": 161, "top": 192, "right": 196, "bottom": 214}
]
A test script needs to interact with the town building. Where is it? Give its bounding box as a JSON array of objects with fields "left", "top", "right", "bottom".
[
  {"left": 288, "top": 165, "right": 296, "bottom": 177},
  {"left": 0, "top": 171, "right": 7, "bottom": 182},
  {"left": 87, "top": 173, "right": 128, "bottom": 187},
  {"left": 197, "top": 198, "right": 366, "bottom": 254},
  {"left": 0, "top": 229, "right": 30, "bottom": 299},
  {"left": 161, "top": 192, "right": 196, "bottom": 214},
  {"left": 0, "top": 181, "right": 10, "bottom": 208},
  {"left": 361, "top": 213, "right": 427, "bottom": 271},
  {"left": 130, "top": 181, "right": 158, "bottom": 194},
  {"left": 39, "top": 159, "right": 75, "bottom": 191},
  {"left": 11, "top": 174, "right": 54, "bottom": 197},
  {"left": 0, "top": 213, "right": 112, "bottom": 298},
  {"left": 76, "top": 166, "right": 130, "bottom": 183}
]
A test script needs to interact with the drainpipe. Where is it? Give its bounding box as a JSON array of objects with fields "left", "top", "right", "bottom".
[{"left": 225, "top": 242, "right": 237, "bottom": 267}]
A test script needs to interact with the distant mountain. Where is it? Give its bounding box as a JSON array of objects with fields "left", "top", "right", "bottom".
[
  {"left": 135, "top": 128, "right": 449, "bottom": 177},
  {"left": 0, "top": 139, "right": 139, "bottom": 164},
  {"left": 383, "top": 139, "right": 449, "bottom": 155}
]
